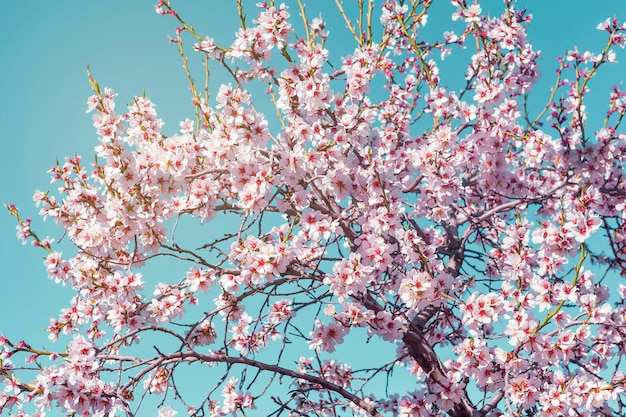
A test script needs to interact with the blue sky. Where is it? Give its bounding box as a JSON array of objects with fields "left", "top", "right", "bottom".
[{"left": 1, "top": 1, "right": 625, "bottom": 415}]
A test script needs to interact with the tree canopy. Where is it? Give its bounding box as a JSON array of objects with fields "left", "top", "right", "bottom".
[{"left": 3, "top": 1, "right": 626, "bottom": 416}]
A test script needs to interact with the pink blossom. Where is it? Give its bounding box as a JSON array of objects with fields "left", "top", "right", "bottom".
[
  {"left": 157, "top": 406, "right": 178, "bottom": 417},
  {"left": 309, "top": 319, "right": 347, "bottom": 353},
  {"left": 5, "top": 2, "right": 626, "bottom": 416}
]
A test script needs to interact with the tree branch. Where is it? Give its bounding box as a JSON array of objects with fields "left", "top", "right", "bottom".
[{"left": 108, "top": 350, "right": 384, "bottom": 416}]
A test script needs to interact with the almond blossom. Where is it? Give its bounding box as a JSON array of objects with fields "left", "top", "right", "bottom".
[{"left": 4, "top": 1, "right": 626, "bottom": 416}]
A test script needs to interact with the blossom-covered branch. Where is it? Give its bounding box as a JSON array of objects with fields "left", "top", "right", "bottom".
[{"left": 3, "top": 1, "right": 626, "bottom": 416}]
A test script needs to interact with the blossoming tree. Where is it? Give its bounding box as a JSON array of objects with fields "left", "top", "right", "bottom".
[{"left": 3, "top": 0, "right": 626, "bottom": 416}]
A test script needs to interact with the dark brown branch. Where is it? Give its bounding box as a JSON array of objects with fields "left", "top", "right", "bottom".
[
  {"left": 108, "top": 351, "right": 384, "bottom": 416},
  {"left": 361, "top": 293, "right": 478, "bottom": 417}
]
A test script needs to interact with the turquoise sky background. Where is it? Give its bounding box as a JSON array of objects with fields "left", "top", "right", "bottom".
[{"left": 1, "top": 1, "right": 625, "bottom": 415}]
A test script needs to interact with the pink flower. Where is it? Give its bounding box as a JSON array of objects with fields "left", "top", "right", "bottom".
[
  {"left": 399, "top": 269, "right": 434, "bottom": 310},
  {"left": 157, "top": 406, "right": 178, "bottom": 417},
  {"left": 564, "top": 211, "right": 601, "bottom": 242},
  {"left": 193, "top": 36, "right": 218, "bottom": 57},
  {"left": 309, "top": 319, "right": 347, "bottom": 353},
  {"left": 221, "top": 377, "right": 255, "bottom": 413}
]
